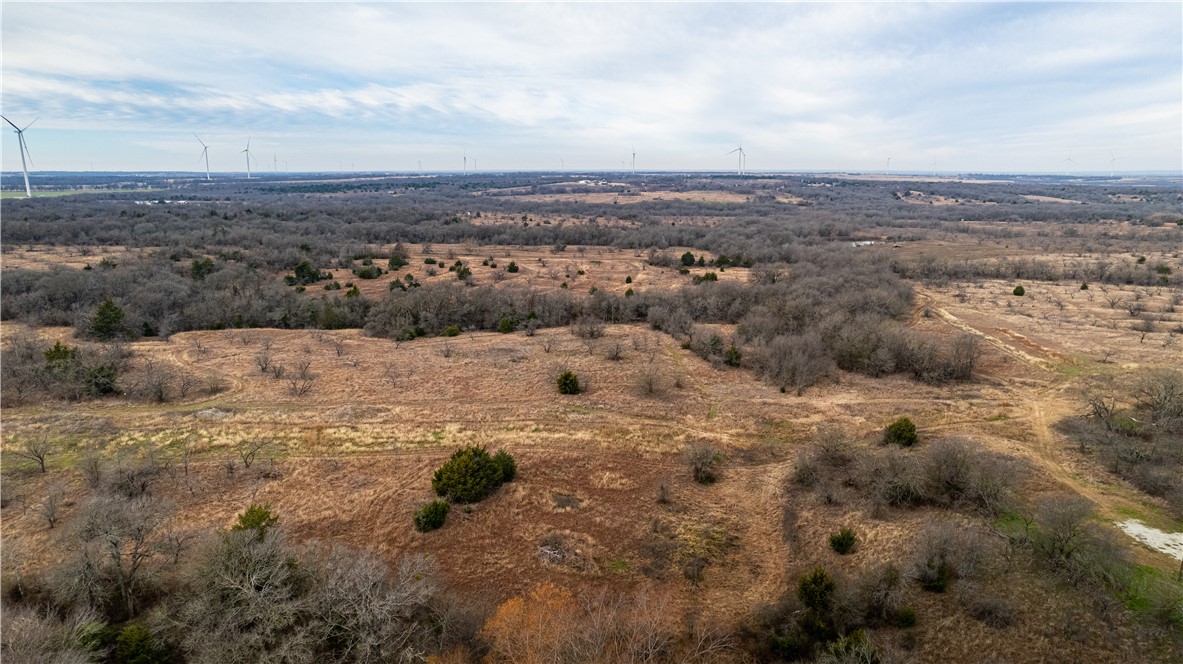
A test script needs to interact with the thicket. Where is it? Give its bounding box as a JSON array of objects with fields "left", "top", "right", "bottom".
[
  {"left": 1065, "top": 369, "right": 1183, "bottom": 517},
  {"left": 792, "top": 431, "right": 1018, "bottom": 516},
  {"left": 0, "top": 478, "right": 461, "bottom": 663}
]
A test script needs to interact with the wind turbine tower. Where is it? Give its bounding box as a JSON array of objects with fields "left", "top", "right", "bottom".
[
  {"left": 242, "top": 138, "right": 254, "bottom": 179},
  {"left": 886, "top": 157, "right": 892, "bottom": 175},
  {"left": 1107, "top": 151, "right": 1122, "bottom": 178},
  {"left": 726, "top": 141, "right": 747, "bottom": 175},
  {"left": 631, "top": 145, "right": 636, "bottom": 174},
  {"left": 1061, "top": 150, "right": 1076, "bottom": 176},
  {"left": 2, "top": 115, "right": 37, "bottom": 197},
  {"left": 193, "top": 133, "right": 211, "bottom": 180}
]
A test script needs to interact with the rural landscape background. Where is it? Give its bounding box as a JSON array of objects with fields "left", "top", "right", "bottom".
[{"left": 2, "top": 2, "right": 1182, "bottom": 663}]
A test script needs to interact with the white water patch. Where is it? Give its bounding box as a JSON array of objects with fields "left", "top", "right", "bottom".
[{"left": 1117, "top": 519, "right": 1183, "bottom": 560}]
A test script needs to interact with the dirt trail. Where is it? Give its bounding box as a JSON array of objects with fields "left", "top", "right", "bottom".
[
  {"left": 917, "top": 293, "right": 1058, "bottom": 372},
  {"left": 915, "top": 288, "right": 1152, "bottom": 525}
]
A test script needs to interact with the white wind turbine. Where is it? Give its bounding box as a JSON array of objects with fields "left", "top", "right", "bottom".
[
  {"left": 3, "top": 115, "right": 37, "bottom": 197},
  {"left": 241, "top": 138, "right": 255, "bottom": 178},
  {"left": 631, "top": 145, "right": 636, "bottom": 174},
  {"left": 726, "top": 140, "right": 746, "bottom": 175},
  {"left": 886, "top": 157, "right": 892, "bottom": 174},
  {"left": 193, "top": 133, "right": 211, "bottom": 180},
  {"left": 1107, "top": 150, "right": 1123, "bottom": 178},
  {"left": 1061, "top": 150, "right": 1076, "bottom": 176}
]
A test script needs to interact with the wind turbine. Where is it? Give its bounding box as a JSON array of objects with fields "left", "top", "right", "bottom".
[
  {"left": 463, "top": 150, "right": 467, "bottom": 173},
  {"left": 631, "top": 145, "right": 636, "bottom": 174},
  {"left": 726, "top": 140, "right": 746, "bottom": 175},
  {"left": 471, "top": 157, "right": 477, "bottom": 171},
  {"left": 273, "top": 153, "right": 278, "bottom": 173},
  {"left": 1107, "top": 150, "right": 1122, "bottom": 178},
  {"left": 1061, "top": 150, "right": 1076, "bottom": 176},
  {"left": 2, "top": 115, "right": 37, "bottom": 197},
  {"left": 886, "top": 157, "right": 892, "bottom": 175},
  {"left": 193, "top": 133, "right": 211, "bottom": 180},
  {"left": 241, "top": 138, "right": 254, "bottom": 179}
]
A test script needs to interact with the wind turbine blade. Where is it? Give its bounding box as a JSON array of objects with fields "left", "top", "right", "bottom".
[
  {"left": 193, "top": 132, "right": 207, "bottom": 147},
  {"left": 726, "top": 148, "right": 741, "bottom": 155},
  {"left": 21, "top": 117, "right": 39, "bottom": 132},
  {"left": 1, "top": 115, "right": 20, "bottom": 131}
]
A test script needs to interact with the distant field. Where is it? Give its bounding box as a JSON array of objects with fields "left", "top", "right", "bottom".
[{"left": 0, "top": 190, "right": 83, "bottom": 198}]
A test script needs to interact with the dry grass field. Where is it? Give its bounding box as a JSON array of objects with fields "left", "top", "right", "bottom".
[
  {"left": 317, "top": 243, "right": 743, "bottom": 301},
  {"left": 1, "top": 245, "right": 146, "bottom": 271},
  {"left": 3, "top": 243, "right": 1179, "bottom": 661}
]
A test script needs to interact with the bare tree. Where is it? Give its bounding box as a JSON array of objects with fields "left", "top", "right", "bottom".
[
  {"left": 572, "top": 315, "right": 606, "bottom": 339},
  {"left": 204, "top": 374, "right": 226, "bottom": 395},
  {"left": 1132, "top": 369, "right": 1183, "bottom": 432},
  {"left": 177, "top": 370, "right": 198, "bottom": 398},
  {"left": 287, "top": 375, "right": 315, "bottom": 397},
  {"left": 382, "top": 362, "right": 401, "bottom": 387},
  {"left": 140, "top": 359, "right": 174, "bottom": 403},
  {"left": 606, "top": 340, "right": 624, "bottom": 361},
  {"left": 947, "top": 334, "right": 982, "bottom": 380},
  {"left": 0, "top": 605, "right": 102, "bottom": 663},
  {"left": 1085, "top": 392, "right": 1120, "bottom": 430},
  {"left": 638, "top": 365, "right": 664, "bottom": 397},
  {"left": 236, "top": 439, "right": 271, "bottom": 469},
  {"left": 287, "top": 362, "right": 315, "bottom": 396},
  {"left": 12, "top": 438, "right": 53, "bottom": 473},
  {"left": 294, "top": 359, "right": 312, "bottom": 380},
  {"left": 109, "top": 451, "right": 159, "bottom": 499},
  {"left": 158, "top": 518, "right": 198, "bottom": 566},
  {"left": 254, "top": 350, "right": 272, "bottom": 373},
  {"left": 73, "top": 495, "right": 166, "bottom": 618},
  {"left": 33, "top": 483, "right": 67, "bottom": 529},
  {"left": 81, "top": 449, "right": 104, "bottom": 488}
]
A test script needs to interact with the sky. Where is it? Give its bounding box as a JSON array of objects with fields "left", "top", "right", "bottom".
[{"left": 1, "top": 2, "right": 1180, "bottom": 174}]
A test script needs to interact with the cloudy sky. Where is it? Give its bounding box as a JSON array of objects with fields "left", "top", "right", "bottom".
[{"left": 1, "top": 2, "right": 1179, "bottom": 173}]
